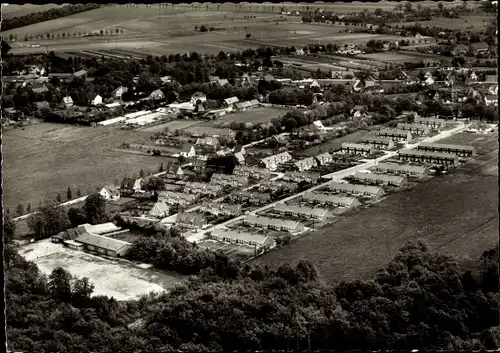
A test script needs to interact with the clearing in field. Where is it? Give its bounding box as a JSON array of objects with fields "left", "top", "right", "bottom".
[
  {"left": 19, "top": 239, "right": 183, "bottom": 301},
  {"left": 219, "top": 107, "right": 286, "bottom": 125},
  {"left": 3, "top": 123, "right": 175, "bottom": 210},
  {"left": 297, "top": 129, "right": 371, "bottom": 157},
  {"left": 256, "top": 134, "right": 499, "bottom": 282},
  {"left": 140, "top": 119, "right": 204, "bottom": 133},
  {"left": 399, "top": 15, "right": 494, "bottom": 32}
]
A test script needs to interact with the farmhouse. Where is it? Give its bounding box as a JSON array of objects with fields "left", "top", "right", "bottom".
[
  {"left": 398, "top": 149, "right": 460, "bottom": 167},
  {"left": 352, "top": 172, "right": 408, "bottom": 188},
  {"left": 180, "top": 144, "right": 196, "bottom": 158},
  {"left": 376, "top": 128, "right": 413, "bottom": 142},
  {"left": 302, "top": 192, "right": 361, "bottom": 208},
  {"left": 243, "top": 215, "right": 305, "bottom": 233},
  {"left": 165, "top": 164, "right": 185, "bottom": 179},
  {"left": 74, "top": 233, "right": 131, "bottom": 257},
  {"left": 294, "top": 157, "right": 318, "bottom": 172},
  {"left": 233, "top": 166, "right": 271, "bottom": 179},
  {"left": 52, "top": 226, "right": 88, "bottom": 243},
  {"left": 184, "top": 182, "right": 223, "bottom": 197},
  {"left": 417, "top": 143, "right": 477, "bottom": 158},
  {"left": 100, "top": 184, "right": 120, "bottom": 201},
  {"left": 370, "top": 162, "right": 428, "bottom": 176},
  {"left": 210, "top": 228, "right": 276, "bottom": 252},
  {"left": 112, "top": 86, "right": 128, "bottom": 99},
  {"left": 200, "top": 202, "right": 242, "bottom": 216},
  {"left": 149, "top": 200, "right": 170, "bottom": 218},
  {"left": 175, "top": 212, "right": 207, "bottom": 230},
  {"left": 210, "top": 173, "right": 249, "bottom": 188},
  {"left": 196, "top": 137, "right": 221, "bottom": 151},
  {"left": 260, "top": 152, "right": 293, "bottom": 171},
  {"left": 359, "top": 136, "right": 395, "bottom": 150},
  {"left": 396, "top": 123, "right": 430, "bottom": 136},
  {"left": 282, "top": 171, "right": 320, "bottom": 184},
  {"left": 62, "top": 96, "right": 74, "bottom": 108},
  {"left": 158, "top": 191, "right": 198, "bottom": 206},
  {"left": 340, "top": 143, "right": 376, "bottom": 156},
  {"left": 190, "top": 91, "right": 207, "bottom": 104},
  {"left": 230, "top": 191, "right": 271, "bottom": 204},
  {"left": 327, "top": 182, "right": 385, "bottom": 199},
  {"left": 413, "top": 117, "right": 447, "bottom": 129},
  {"left": 274, "top": 203, "right": 330, "bottom": 220},
  {"left": 315, "top": 152, "right": 333, "bottom": 165}
]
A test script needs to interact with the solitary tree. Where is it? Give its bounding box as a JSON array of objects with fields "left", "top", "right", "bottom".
[
  {"left": 67, "top": 186, "right": 73, "bottom": 200},
  {"left": 82, "top": 193, "right": 107, "bottom": 225},
  {"left": 56, "top": 193, "right": 62, "bottom": 202},
  {"left": 26, "top": 203, "right": 32, "bottom": 213},
  {"left": 76, "top": 188, "right": 82, "bottom": 197},
  {"left": 16, "top": 204, "right": 24, "bottom": 216},
  {"left": 99, "top": 29, "right": 104, "bottom": 35},
  {"left": 158, "top": 163, "right": 164, "bottom": 172},
  {"left": 139, "top": 168, "right": 145, "bottom": 178},
  {"left": 4, "top": 218, "right": 16, "bottom": 244},
  {"left": 48, "top": 267, "right": 73, "bottom": 303}
]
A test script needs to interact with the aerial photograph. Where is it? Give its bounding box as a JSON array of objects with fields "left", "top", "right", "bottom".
[{"left": 2, "top": 0, "right": 499, "bottom": 351}]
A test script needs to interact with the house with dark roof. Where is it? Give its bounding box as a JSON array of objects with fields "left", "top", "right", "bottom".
[
  {"left": 398, "top": 149, "right": 459, "bottom": 166},
  {"left": 100, "top": 184, "right": 120, "bottom": 201},
  {"left": 196, "top": 137, "right": 221, "bottom": 151},
  {"left": 376, "top": 128, "right": 413, "bottom": 142},
  {"left": 71, "top": 70, "right": 88, "bottom": 81},
  {"left": 359, "top": 135, "right": 395, "bottom": 150},
  {"left": 396, "top": 123, "right": 430, "bottom": 136},
  {"left": 175, "top": 212, "right": 207, "bottom": 230},
  {"left": 340, "top": 142, "right": 376, "bottom": 156},
  {"left": 180, "top": 144, "right": 196, "bottom": 158}
]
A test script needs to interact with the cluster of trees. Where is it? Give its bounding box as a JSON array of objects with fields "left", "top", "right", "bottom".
[
  {"left": 6, "top": 240, "right": 500, "bottom": 352},
  {"left": 2, "top": 4, "right": 101, "bottom": 31},
  {"left": 17, "top": 27, "right": 125, "bottom": 42}
]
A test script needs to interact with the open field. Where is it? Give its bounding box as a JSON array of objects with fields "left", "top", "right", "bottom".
[
  {"left": 3, "top": 122, "right": 176, "bottom": 210},
  {"left": 256, "top": 133, "right": 499, "bottom": 282},
  {"left": 140, "top": 119, "right": 204, "bottom": 133},
  {"left": 359, "top": 51, "right": 441, "bottom": 63},
  {"left": 18, "top": 239, "right": 183, "bottom": 300},
  {"left": 398, "top": 15, "right": 495, "bottom": 33},
  {"left": 218, "top": 107, "right": 286, "bottom": 125},
  {"left": 6, "top": 2, "right": 446, "bottom": 57},
  {"left": 1, "top": 4, "right": 66, "bottom": 20}
]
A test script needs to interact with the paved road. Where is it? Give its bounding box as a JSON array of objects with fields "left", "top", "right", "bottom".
[{"left": 184, "top": 122, "right": 469, "bottom": 243}]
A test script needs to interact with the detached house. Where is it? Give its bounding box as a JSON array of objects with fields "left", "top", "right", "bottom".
[
  {"left": 175, "top": 212, "right": 207, "bottom": 230},
  {"left": 149, "top": 201, "right": 170, "bottom": 218},
  {"left": 150, "top": 89, "right": 165, "bottom": 100},
  {"left": 112, "top": 86, "right": 128, "bottom": 99},
  {"left": 190, "top": 92, "right": 207, "bottom": 104},
  {"left": 315, "top": 152, "right": 333, "bottom": 165},
  {"left": 100, "top": 184, "right": 120, "bottom": 201},
  {"left": 62, "top": 96, "right": 74, "bottom": 108},
  {"left": 294, "top": 157, "right": 318, "bottom": 172},
  {"left": 180, "top": 144, "right": 196, "bottom": 158},
  {"left": 90, "top": 94, "right": 103, "bottom": 106},
  {"left": 165, "top": 164, "right": 185, "bottom": 179},
  {"left": 260, "top": 152, "right": 293, "bottom": 171},
  {"left": 196, "top": 137, "right": 221, "bottom": 151},
  {"left": 121, "top": 178, "right": 144, "bottom": 194}
]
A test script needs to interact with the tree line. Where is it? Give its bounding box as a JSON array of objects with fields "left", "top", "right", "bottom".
[
  {"left": 5, "top": 239, "right": 500, "bottom": 352},
  {"left": 1, "top": 4, "right": 101, "bottom": 31}
]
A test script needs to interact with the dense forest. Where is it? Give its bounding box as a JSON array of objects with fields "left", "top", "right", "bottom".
[
  {"left": 6, "top": 239, "right": 500, "bottom": 352},
  {"left": 1, "top": 4, "right": 101, "bottom": 32}
]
